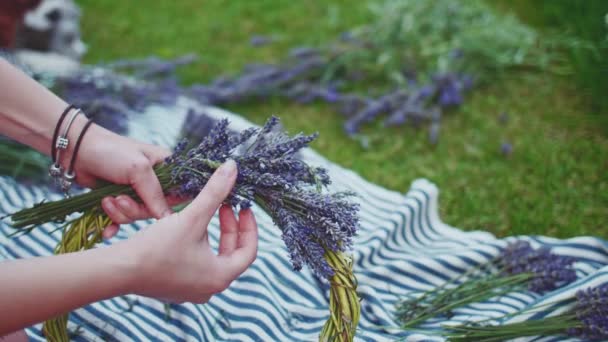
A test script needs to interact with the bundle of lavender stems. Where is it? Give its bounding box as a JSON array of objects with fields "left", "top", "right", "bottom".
[
  {"left": 396, "top": 241, "right": 577, "bottom": 329},
  {"left": 446, "top": 284, "right": 608, "bottom": 341},
  {"left": 186, "top": 48, "right": 472, "bottom": 143},
  {"left": 8, "top": 117, "right": 361, "bottom": 342}
]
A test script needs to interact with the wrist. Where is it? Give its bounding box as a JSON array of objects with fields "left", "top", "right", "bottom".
[
  {"left": 105, "top": 240, "right": 142, "bottom": 295},
  {"left": 58, "top": 112, "right": 89, "bottom": 170}
]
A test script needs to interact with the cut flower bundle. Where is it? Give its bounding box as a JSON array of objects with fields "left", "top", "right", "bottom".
[
  {"left": 8, "top": 117, "right": 361, "bottom": 342},
  {"left": 446, "top": 284, "right": 608, "bottom": 341},
  {"left": 396, "top": 241, "right": 577, "bottom": 329}
]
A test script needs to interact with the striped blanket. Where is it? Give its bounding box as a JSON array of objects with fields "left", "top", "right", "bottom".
[{"left": 1, "top": 99, "right": 607, "bottom": 341}]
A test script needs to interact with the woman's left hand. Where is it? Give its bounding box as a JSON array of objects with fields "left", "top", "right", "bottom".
[{"left": 69, "top": 121, "right": 179, "bottom": 238}]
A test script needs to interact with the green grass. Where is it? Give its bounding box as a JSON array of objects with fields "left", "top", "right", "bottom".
[
  {"left": 496, "top": 0, "right": 608, "bottom": 120},
  {"left": 78, "top": 0, "right": 607, "bottom": 238}
]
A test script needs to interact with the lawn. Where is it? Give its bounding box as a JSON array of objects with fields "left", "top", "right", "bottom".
[{"left": 77, "top": 0, "right": 607, "bottom": 238}]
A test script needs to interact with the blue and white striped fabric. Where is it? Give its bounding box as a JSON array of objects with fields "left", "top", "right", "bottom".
[{"left": 1, "top": 98, "right": 607, "bottom": 342}]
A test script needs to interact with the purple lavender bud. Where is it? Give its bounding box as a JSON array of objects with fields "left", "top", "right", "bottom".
[
  {"left": 317, "top": 86, "right": 341, "bottom": 103},
  {"left": 569, "top": 285, "right": 608, "bottom": 341},
  {"left": 501, "top": 142, "right": 513, "bottom": 156},
  {"left": 288, "top": 46, "right": 319, "bottom": 59},
  {"left": 501, "top": 241, "right": 577, "bottom": 293},
  {"left": 343, "top": 95, "right": 393, "bottom": 135},
  {"left": 383, "top": 109, "right": 408, "bottom": 126},
  {"left": 180, "top": 108, "right": 218, "bottom": 144},
  {"left": 460, "top": 74, "right": 474, "bottom": 91},
  {"left": 417, "top": 85, "right": 436, "bottom": 101},
  {"left": 249, "top": 35, "right": 273, "bottom": 47}
]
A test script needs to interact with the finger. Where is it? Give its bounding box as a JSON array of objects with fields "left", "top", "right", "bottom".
[
  {"left": 218, "top": 205, "right": 239, "bottom": 255},
  {"left": 102, "top": 197, "right": 131, "bottom": 224},
  {"left": 167, "top": 194, "right": 188, "bottom": 207},
  {"left": 237, "top": 209, "right": 258, "bottom": 250},
  {"left": 129, "top": 158, "right": 172, "bottom": 219},
  {"left": 141, "top": 144, "right": 171, "bottom": 164},
  {"left": 115, "top": 195, "right": 151, "bottom": 221},
  {"left": 103, "top": 224, "right": 119, "bottom": 239},
  {"left": 75, "top": 173, "right": 98, "bottom": 189},
  {"left": 220, "top": 208, "right": 258, "bottom": 279},
  {"left": 180, "top": 160, "right": 237, "bottom": 235}
]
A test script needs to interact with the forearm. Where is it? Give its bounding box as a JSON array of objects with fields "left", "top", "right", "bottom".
[
  {"left": 0, "top": 242, "right": 136, "bottom": 335},
  {"left": 0, "top": 58, "right": 85, "bottom": 156}
]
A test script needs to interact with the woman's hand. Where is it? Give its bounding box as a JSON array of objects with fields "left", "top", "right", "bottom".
[
  {"left": 0, "top": 60, "right": 173, "bottom": 236},
  {"left": 0, "top": 160, "right": 258, "bottom": 333},
  {"left": 71, "top": 122, "right": 177, "bottom": 238},
  {"left": 118, "top": 160, "right": 258, "bottom": 303}
]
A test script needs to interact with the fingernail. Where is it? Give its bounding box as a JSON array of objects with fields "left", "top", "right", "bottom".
[
  {"left": 218, "top": 159, "right": 236, "bottom": 177},
  {"left": 161, "top": 209, "right": 172, "bottom": 218},
  {"left": 104, "top": 198, "right": 116, "bottom": 213},
  {"left": 117, "top": 198, "right": 130, "bottom": 210}
]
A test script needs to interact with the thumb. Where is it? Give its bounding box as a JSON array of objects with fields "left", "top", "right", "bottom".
[{"left": 179, "top": 160, "right": 238, "bottom": 233}]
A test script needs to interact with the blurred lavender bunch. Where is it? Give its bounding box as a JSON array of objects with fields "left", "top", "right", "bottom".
[
  {"left": 447, "top": 284, "right": 608, "bottom": 341},
  {"left": 396, "top": 240, "right": 577, "bottom": 328},
  {"left": 185, "top": 47, "right": 472, "bottom": 143},
  {"left": 51, "top": 55, "right": 195, "bottom": 134},
  {"left": 167, "top": 116, "right": 359, "bottom": 278}
]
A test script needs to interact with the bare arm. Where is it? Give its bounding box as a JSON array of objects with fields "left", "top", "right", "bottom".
[
  {"left": 0, "top": 58, "right": 83, "bottom": 156},
  {"left": 0, "top": 160, "right": 258, "bottom": 335},
  {"left": 0, "top": 58, "right": 173, "bottom": 229},
  {"left": 0, "top": 242, "right": 134, "bottom": 335}
]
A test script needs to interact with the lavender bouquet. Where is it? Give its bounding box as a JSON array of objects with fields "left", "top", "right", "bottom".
[
  {"left": 446, "top": 284, "right": 608, "bottom": 341},
  {"left": 395, "top": 241, "right": 577, "bottom": 328},
  {"left": 7, "top": 117, "right": 361, "bottom": 342}
]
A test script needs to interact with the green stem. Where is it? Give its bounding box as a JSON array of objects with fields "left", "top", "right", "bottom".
[{"left": 402, "top": 274, "right": 530, "bottom": 328}]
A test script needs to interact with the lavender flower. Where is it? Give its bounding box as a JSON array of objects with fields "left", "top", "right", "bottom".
[
  {"left": 447, "top": 284, "right": 608, "bottom": 341},
  {"left": 501, "top": 142, "right": 513, "bottom": 156},
  {"left": 179, "top": 108, "right": 219, "bottom": 145},
  {"left": 501, "top": 241, "right": 576, "bottom": 293},
  {"left": 397, "top": 240, "right": 578, "bottom": 328},
  {"left": 55, "top": 60, "right": 188, "bottom": 134},
  {"left": 569, "top": 285, "right": 608, "bottom": 340},
  {"left": 250, "top": 35, "right": 273, "bottom": 47},
  {"left": 167, "top": 117, "right": 359, "bottom": 279}
]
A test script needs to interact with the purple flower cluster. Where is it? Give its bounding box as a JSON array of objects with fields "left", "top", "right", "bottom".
[
  {"left": 27, "top": 55, "right": 196, "bottom": 135},
  {"left": 179, "top": 108, "right": 219, "bottom": 145},
  {"left": 177, "top": 45, "right": 473, "bottom": 144},
  {"left": 186, "top": 51, "right": 326, "bottom": 105},
  {"left": 37, "top": 45, "right": 473, "bottom": 145},
  {"left": 568, "top": 284, "right": 608, "bottom": 341},
  {"left": 501, "top": 241, "right": 577, "bottom": 293},
  {"left": 166, "top": 117, "right": 359, "bottom": 279}
]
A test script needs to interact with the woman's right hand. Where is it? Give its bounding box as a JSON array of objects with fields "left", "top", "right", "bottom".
[{"left": 117, "top": 160, "right": 258, "bottom": 303}]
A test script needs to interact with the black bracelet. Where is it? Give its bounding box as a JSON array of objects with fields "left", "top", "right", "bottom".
[
  {"left": 50, "top": 104, "right": 75, "bottom": 164},
  {"left": 61, "top": 117, "right": 96, "bottom": 194},
  {"left": 49, "top": 104, "right": 75, "bottom": 177}
]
